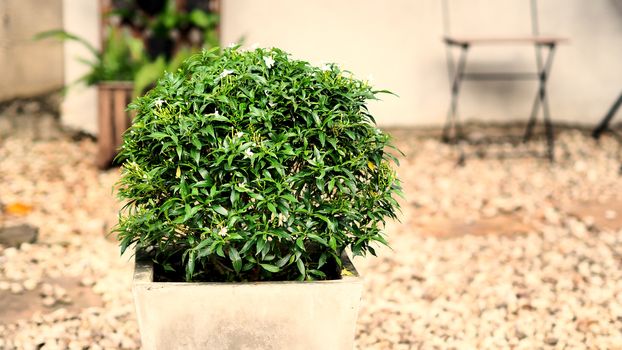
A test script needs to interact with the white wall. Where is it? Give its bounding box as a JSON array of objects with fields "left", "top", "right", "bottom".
[
  {"left": 61, "top": 0, "right": 100, "bottom": 135},
  {"left": 221, "top": 0, "right": 622, "bottom": 127},
  {"left": 0, "top": 0, "right": 64, "bottom": 100}
]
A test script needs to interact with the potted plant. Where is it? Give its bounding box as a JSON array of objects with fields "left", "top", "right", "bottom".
[
  {"left": 35, "top": 0, "right": 219, "bottom": 169},
  {"left": 115, "top": 46, "right": 402, "bottom": 349},
  {"left": 35, "top": 27, "right": 149, "bottom": 168}
]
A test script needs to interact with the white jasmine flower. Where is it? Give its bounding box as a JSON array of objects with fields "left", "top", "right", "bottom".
[
  {"left": 214, "top": 109, "right": 220, "bottom": 116},
  {"left": 154, "top": 98, "right": 165, "bottom": 108},
  {"left": 227, "top": 42, "right": 237, "bottom": 48},
  {"left": 218, "top": 227, "right": 228, "bottom": 237},
  {"left": 236, "top": 131, "right": 244, "bottom": 138},
  {"left": 320, "top": 64, "right": 331, "bottom": 72},
  {"left": 219, "top": 69, "right": 234, "bottom": 79},
  {"left": 244, "top": 148, "right": 254, "bottom": 158},
  {"left": 263, "top": 56, "right": 275, "bottom": 69}
]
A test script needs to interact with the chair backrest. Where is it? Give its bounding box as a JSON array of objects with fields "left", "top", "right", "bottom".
[{"left": 441, "top": 0, "right": 540, "bottom": 38}]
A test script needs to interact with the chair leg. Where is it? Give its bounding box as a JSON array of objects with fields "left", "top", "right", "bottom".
[
  {"left": 542, "top": 96, "right": 555, "bottom": 162},
  {"left": 523, "top": 94, "right": 540, "bottom": 142},
  {"left": 527, "top": 44, "right": 557, "bottom": 162},
  {"left": 592, "top": 92, "right": 622, "bottom": 139},
  {"left": 442, "top": 44, "right": 469, "bottom": 145}
]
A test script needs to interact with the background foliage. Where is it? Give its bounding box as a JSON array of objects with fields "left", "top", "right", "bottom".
[
  {"left": 116, "top": 47, "right": 402, "bottom": 282},
  {"left": 35, "top": 0, "right": 219, "bottom": 96}
]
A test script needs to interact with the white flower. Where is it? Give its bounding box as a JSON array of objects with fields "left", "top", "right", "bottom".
[
  {"left": 214, "top": 109, "right": 220, "bottom": 116},
  {"left": 263, "top": 56, "right": 275, "bottom": 69},
  {"left": 250, "top": 42, "right": 260, "bottom": 50},
  {"left": 219, "top": 69, "right": 234, "bottom": 79},
  {"left": 320, "top": 64, "right": 331, "bottom": 72},
  {"left": 218, "top": 227, "right": 228, "bottom": 237},
  {"left": 227, "top": 42, "right": 237, "bottom": 48},
  {"left": 277, "top": 213, "right": 285, "bottom": 226},
  {"left": 244, "top": 148, "right": 254, "bottom": 158},
  {"left": 236, "top": 131, "right": 244, "bottom": 138},
  {"left": 154, "top": 98, "right": 165, "bottom": 108}
]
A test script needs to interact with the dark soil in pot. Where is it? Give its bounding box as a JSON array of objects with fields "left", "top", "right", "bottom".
[{"left": 150, "top": 249, "right": 344, "bottom": 283}]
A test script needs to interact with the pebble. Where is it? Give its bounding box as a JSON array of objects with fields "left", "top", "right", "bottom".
[
  {"left": 3, "top": 117, "right": 622, "bottom": 348},
  {"left": 355, "top": 128, "right": 622, "bottom": 348},
  {"left": 22, "top": 279, "right": 38, "bottom": 291},
  {"left": 10, "top": 283, "right": 24, "bottom": 294}
]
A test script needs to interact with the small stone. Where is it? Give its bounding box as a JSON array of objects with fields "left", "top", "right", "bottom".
[
  {"left": 544, "top": 337, "right": 558, "bottom": 346},
  {"left": 0, "top": 281, "right": 10, "bottom": 291},
  {"left": 41, "top": 283, "right": 54, "bottom": 296},
  {"left": 80, "top": 277, "right": 95, "bottom": 287},
  {"left": 0, "top": 225, "right": 38, "bottom": 248},
  {"left": 53, "top": 285, "right": 67, "bottom": 299},
  {"left": 42, "top": 296, "right": 56, "bottom": 307},
  {"left": 23, "top": 279, "right": 38, "bottom": 291},
  {"left": 10, "top": 283, "right": 23, "bottom": 294}
]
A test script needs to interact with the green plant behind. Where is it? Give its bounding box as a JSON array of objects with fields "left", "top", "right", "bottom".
[
  {"left": 115, "top": 47, "right": 402, "bottom": 282},
  {"left": 35, "top": 27, "right": 147, "bottom": 86}
]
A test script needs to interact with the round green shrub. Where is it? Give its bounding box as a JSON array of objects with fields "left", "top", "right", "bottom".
[{"left": 116, "top": 47, "right": 402, "bottom": 282}]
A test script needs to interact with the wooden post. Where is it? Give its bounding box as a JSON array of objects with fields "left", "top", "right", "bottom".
[{"left": 97, "top": 82, "right": 133, "bottom": 169}]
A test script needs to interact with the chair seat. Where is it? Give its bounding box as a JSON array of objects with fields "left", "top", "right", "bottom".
[{"left": 444, "top": 36, "right": 569, "bottom": 46}]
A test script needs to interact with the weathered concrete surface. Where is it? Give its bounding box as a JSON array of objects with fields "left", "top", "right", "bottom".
[
  {"left": 0, "top": 0, "right": 64, "bottom": 101},
  {"left": 133, "top": 255, "right": 363, "bottom": 350}
]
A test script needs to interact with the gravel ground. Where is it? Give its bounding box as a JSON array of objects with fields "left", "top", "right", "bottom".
[{"left": 1, "top": 117, "right": 622, "bottom": 349}]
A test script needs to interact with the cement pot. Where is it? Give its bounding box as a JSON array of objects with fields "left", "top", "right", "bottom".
[{"left": 132, "top": 251, "right": 363, "bottom": 350}]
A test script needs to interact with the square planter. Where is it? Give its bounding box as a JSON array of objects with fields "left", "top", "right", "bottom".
[{"left": 132, "top": 251, "right": 363, "bottom": 350}]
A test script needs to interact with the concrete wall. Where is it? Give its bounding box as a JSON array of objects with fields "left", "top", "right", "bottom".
[
  {"left": 221, "top": 0, "right": 622, "bottom": 127},
  {"left": 60, "top": 0, "right": 100, "bottom": 135},
  {"left": 0, "top": 0, "right": 64, "bottom": 100}
]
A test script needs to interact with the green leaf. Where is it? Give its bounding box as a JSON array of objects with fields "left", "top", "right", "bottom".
[
  {"left": 295, "top": 237, "right": 305, "bottom": 251},
  {"left": 276, "top": 254, "right": 291, "bottom": 268},
  {"left": 318, "top": 253, "right": 328, "bottom": 269},
  {"left": 267, "top": 202, "right": 277, "bottom": 214},
  {"left": 308, "top": 233, "right": 327, "bottom": 246},
  {"left": 150, "top": 132, "right": 169, "bottom": 140},
  {"left": 229, "top": 247, "right": 242, "bottom": 273},
  {"left": 186, "top": 250, "right": 196, "bottom": 281},
  {"left": 296, "top": 259, "right": 306, "bottom": 277},
  {"left": 213, "top": 205, "right": 228, "bottom": 216},
  {"left": 260, "top": 263, "right": 280, "bottom": 273},
  {"left": 183, "top": 204, "right": 200, "bottom": 222}
]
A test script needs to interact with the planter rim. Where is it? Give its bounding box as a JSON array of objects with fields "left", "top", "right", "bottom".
[{"left": 133, "top": 249, "right": 361, "bottom": 286}]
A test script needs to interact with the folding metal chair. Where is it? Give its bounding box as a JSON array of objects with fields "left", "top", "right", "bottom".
[{"left": 441, "top": 0, "right": 567, "bottom": 162}]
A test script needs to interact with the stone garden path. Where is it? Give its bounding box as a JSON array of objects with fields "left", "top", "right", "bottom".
[{"left": 1, "top": 107, "right": 622, "bottom": 349}]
